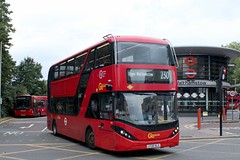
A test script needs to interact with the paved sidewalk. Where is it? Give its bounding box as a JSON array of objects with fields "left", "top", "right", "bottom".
[{"left": 179, "top": 115, "right": 240, "bottom": 140}]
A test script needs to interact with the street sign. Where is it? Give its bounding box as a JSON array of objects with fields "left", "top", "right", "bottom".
[{"left": 185, "top": 68, "right": 197, "bottom": 79}]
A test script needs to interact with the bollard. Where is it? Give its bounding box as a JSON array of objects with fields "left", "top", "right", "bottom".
[
  {"left": 222, "top": 107, "right": 226, "bottom": 121},
  {"left": 239, "top": 107, "right": 240, "bottom": 119},
  {"left": 197, "top": 108, "right": 201, "bottom": 130}
]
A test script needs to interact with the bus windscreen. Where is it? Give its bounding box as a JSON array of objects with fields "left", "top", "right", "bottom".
[{"left": 117, "top": 42, "right": 174, "bottom": 66}]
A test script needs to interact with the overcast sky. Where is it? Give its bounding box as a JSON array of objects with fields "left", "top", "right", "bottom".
[{"left": 7, "top": 0, "right": 240, "bottom": 79}]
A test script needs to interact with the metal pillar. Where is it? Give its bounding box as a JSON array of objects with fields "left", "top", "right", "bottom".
[{"left": 0, "top": 42, "right": 2, "bottom": 118}]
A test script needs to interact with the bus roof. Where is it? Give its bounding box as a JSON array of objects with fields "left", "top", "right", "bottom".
[
  {"left": 113, "top": 35, "right": 168, "bottom": 44},
  {"left": 51, "top": 35, "right": 169, "bottom": 66}
]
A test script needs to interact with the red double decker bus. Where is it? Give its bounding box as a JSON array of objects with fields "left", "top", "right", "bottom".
[
  {"left": 47, "top": 35, "right": 179, "bottom": 151},
  {"left": 226, "top": 95, "right": 240, "bottom": 110},
  {"left": 14, "top": 94, "right": 47, "bottom": 117}
]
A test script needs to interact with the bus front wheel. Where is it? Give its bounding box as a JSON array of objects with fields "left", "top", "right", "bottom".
[
  {"left": 85, "top": 128, "right": 95, "bottom": 149},
  {"left": 52, "top": 121, "right": 58, "bottom": 136}
]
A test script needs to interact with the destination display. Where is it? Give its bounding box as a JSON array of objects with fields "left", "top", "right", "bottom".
[{"left": 127, "top": 68, "right": 173, "bottom": 84}]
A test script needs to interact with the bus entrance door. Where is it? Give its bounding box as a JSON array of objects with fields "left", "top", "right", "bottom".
[{"left": 96, "top": 119, "right": 114, "bottom": 150}]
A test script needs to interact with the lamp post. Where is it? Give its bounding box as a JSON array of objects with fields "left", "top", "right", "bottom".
[
  {"left": 0, "top": 42, "right": 2, "bottom": 118},
  {"left": 0, "top": 8, "right": 3, "bottom": 118},
  {"left": 231, "top": 79, "right": 237, "bottom": 120},
  {"left": 217, "top": 66, "right": 227, "bottom": 136}
]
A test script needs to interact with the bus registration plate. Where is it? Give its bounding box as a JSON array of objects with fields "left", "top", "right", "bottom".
[{"left": 146, "top": 143, "right": 161, "bottom": 148}]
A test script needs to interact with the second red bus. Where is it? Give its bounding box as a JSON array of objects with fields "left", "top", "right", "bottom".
[{"left": 14, "top": 94, "right": 47, "bottom": 117}]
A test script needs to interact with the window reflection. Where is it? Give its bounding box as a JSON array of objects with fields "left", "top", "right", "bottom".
[
  {"left": 117, "top": 42, "right": 174, "bottom": 66},
  {"left": 115, "top": 92, "right": 177, "bottom": 125},
  {"left": 177, "top": 56, "right": 228, "bottom": 80}
]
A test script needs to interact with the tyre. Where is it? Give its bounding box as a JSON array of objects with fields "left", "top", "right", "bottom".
[
  {"left": 52, "top": 121, "right": 58, "bottom": 136},
  {"left": 85, "top": 128, "right": 95, "bottom": 149}
]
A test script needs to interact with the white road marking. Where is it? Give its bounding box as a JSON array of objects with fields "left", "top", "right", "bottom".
[
  {"left": 20, "top": 124, "right": 34, "bottom": 129},
  {"left": 41, "top": 127, "right": 48, "bottom": 132},
  {"left": 3, "top": 131, "right": 24, "bottom": 135}
]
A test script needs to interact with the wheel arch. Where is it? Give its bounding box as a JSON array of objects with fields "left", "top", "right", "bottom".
[
  {"left": 85, "top": 125, "right": 96, "bottom": 149},
  {"left": 52, "top": 119, "right": 58, "bottom": 136},
  {"left": 85, "top": 125, "right": 93, "bottom": 141}
]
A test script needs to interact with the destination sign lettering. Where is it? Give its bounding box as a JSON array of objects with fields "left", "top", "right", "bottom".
[{"left": 127, "top": 69, "right": 173, "bottom": 84}]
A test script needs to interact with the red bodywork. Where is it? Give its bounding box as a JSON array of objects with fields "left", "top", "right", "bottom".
[
  {"left": 47, "top": 36, "right": 179, "bottom": 151},
  {"left": 14, "top": 95, "right": 47, "bottom": 117},
  {"left": 226, "top": 96, "right": 240, "bottom": 110}
]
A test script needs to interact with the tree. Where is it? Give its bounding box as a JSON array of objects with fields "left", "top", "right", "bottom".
[
  {"left": 14, "top": 57, "right": 47, "bottom": 95},
  {"left": 223, "top": 42, "right": 240, "bottom": 91},
  {"left": 0, "top": 0, "right": 16, "bottom": 117},
  {"left": 0, "top": 1, "right": 47, "bottom": 117}
]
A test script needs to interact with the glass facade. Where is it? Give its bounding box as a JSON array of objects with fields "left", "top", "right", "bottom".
[
  {"left": 177, "top": 56, "right": 228, "bottom": 80},
  {"left": 177, "top": 55, "right": 229, "bottom": 114}
]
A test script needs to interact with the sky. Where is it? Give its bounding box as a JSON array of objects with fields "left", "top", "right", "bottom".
[{"left": 7, "top": 0, "right": 240, "bottom": 80}]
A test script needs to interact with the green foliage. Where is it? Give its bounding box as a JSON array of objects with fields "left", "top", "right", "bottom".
[
  {"left": 2, "top": 84, "right": 16, "bottom": 116},
  {"left": 34, "top": 80, "right": 47, "bottom": 96},
  {"left": 1, "top": 1, "right": 47, "bottom": 117},
  {"left": 1, "top": 0, "right": 16, "bottom": 117},
  {"left": 223, "top": 41, "right": 240, "bottom": 51},
  {"left": 0, "top": 0, "right": 15, "bottom": 45},
  {"left": 14, "top": 57, "right": 47, "bottom": 95},
  {"left": 14, "top": 84, "right": 28, "bottom": 95},
  {"left": 223, "top": 42, "right": 240, "bottom": 91}
]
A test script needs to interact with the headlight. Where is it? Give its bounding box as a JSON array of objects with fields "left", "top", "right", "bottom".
[
  {"left": 111, "top": 125, "right": 137, "bottom": 140},
  {"left": 169, "top": 126, "right": 179, "bottom": 137}
]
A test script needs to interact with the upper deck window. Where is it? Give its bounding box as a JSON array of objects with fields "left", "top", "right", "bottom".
[
  {"left": 117, "top": 42, "right": 174, "bottom": 66},
  {"left": 59, "top": 62, "right": 66, "bottom": 78},
  {"left": 96, "top": 43, "right": 112, "bottom": 68}
]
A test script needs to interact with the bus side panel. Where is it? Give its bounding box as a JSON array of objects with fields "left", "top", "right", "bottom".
[
  {"left": 90, "top": 66, "right": 114, "bottom": 93},
  {"left": 64, "top": 117, "right": 87, "bottom": 139},
  {"left": 74, "top": 66, "right": 116, "bottom": 147},
  {"left": 94, "top": 119, "right": 114, "bottom": 150},
  {"left": 55, "top": 115, "right": 65, "bottom": 135},
  {"left": 89, "top": 66, "right": 115, "bottom": 149},
  {"left": 32, "top": 96, "right": 48, "bottom": 116},
  {"left": 47, "top": 113, "right": 67, "bottom": 136},
  {"left": 51, "top": 75, "right": 80, "bottom": 97},
  {"left": 61, "top": 71, "right": 96, "bottom": 141},
  {"left": 38, "top": 100, "right": 47, "bottom": 116}
]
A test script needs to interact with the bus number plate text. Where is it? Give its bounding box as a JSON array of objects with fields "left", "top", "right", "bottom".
[{"left": 146, "top": 143, "right": 161, "bottom": 148}]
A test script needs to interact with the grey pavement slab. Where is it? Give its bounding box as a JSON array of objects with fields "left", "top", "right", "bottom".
[{"left": 179, "top": 112, "right": 240, "bottom": 140}]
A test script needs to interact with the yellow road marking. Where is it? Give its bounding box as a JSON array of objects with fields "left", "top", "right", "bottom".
[{"left": 0, "top": 117, "right": 13, "bottom": 125}]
